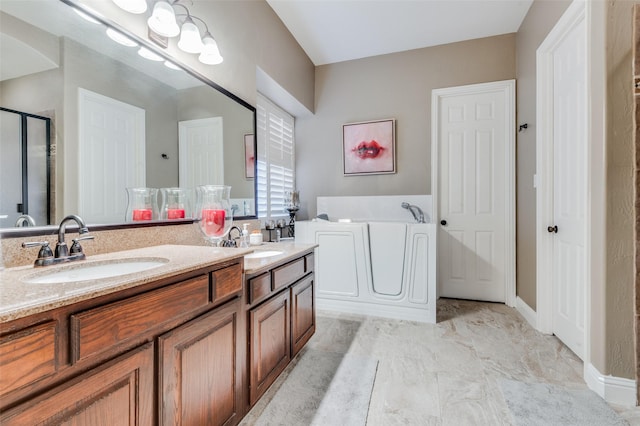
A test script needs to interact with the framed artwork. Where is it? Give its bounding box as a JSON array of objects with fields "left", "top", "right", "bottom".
[
  {"left": 343, "top": 118, "right": 396, "bottom": 175},
  {"left": 244, "top": 133, "right": 255, "bottom": 179}
]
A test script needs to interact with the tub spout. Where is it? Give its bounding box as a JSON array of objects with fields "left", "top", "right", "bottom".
[{"left": 401, "top": 202, "right": 425, "bottom": 223}]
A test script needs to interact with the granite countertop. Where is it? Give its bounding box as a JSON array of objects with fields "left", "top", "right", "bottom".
[
  {"left": 0, "top": 242, "right": 318, "bottom": 323},
  {"left": 243, "top": 241, "right": 318, "bottom": 276}
]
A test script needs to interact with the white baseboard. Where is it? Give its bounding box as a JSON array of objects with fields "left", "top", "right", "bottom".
[
  {"left": 585, "top": 363, "right": 637, "bottom": 407},
  {"left": 515, "top": 296, "right": 537, "bottom": 329}
]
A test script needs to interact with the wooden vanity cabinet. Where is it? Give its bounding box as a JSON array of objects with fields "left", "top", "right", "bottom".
[
  {"left": 159, "top": 298, "right": 243, "bottom": 426},
  {"left": 0, "top": 343, "right": 155, "bottom": 425},
  {"left": 0, "top": 258, "right": 245, "bottom": 426},
  {"left": 246, "top": 251, "right": 315, "bottom": 407}
]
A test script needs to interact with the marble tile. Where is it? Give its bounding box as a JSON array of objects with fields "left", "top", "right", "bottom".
[{"left": 244, "top": 299, "right": 640, "bottom": 425}]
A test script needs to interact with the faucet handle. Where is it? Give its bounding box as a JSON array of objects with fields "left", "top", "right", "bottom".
[
  {"left": 22, "top": 241, "right": 54, "bottom": 262},
  {"left": 70, "top": 235, "right": 95, "bottom": 255}
]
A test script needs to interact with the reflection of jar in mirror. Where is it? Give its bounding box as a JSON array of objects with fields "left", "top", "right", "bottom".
[
  {"left": 160, "top": 188, "right": 191, "bottom": 220},
  {"left": 126, "top": 188, "right": 158, "bottom": 222}
]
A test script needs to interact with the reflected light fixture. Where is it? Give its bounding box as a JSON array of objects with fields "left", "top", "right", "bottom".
[
  {"left": 113, "top": 0, "right": 148, "bottom": 14},
  {"left": 138, "top": 46, "right": 164, "bottom": 61},
  {"left": 164, "top": 60, "right": 180, "bottom": 70},
  {"left": 106, "top": 28, "right": 138, "bottom": 47},
  {"left": 73, "top": 8, "right": 100, "bottom": 24}
]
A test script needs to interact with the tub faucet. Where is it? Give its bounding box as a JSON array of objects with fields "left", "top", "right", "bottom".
[
  {"left": 15, "top": 214, "right": 35, "bottom": 227},
  {"left": 401, "top": 202, "right": 425, "bottom": 223}
]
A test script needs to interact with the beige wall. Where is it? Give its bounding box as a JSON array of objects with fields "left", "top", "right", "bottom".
[
  {"left": 514, "top": 0, "right": 571, "bottom": 310},
  {"left": 295, "top": 34, "right": 516, "bottom": 219},
  {"left": 605, "top": 0, "right": 636, "bottom": 379}
]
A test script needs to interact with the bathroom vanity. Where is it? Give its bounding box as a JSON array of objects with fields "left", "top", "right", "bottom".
[{"left": 0, "top": 243, "right": 316, "bottom": 425}]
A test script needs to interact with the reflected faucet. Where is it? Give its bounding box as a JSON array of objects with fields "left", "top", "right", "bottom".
[
  {"left": 15, "top": 214, "right": 36, "bottom": 227},
  {"left": 401, "top": 202, "right": 426, "bottom": 223}
]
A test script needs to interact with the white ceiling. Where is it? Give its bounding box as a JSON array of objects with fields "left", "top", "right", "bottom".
[{"left": 266, "top": 0, "right": 533, "bottom": 66}]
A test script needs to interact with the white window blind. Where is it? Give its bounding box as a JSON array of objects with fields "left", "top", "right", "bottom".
[{"left": 256, "top": 93, "right": 295, "bottom": 219}]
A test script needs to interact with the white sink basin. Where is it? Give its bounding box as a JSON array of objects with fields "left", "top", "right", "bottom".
[
  {"left": 22, "top": 258, "right": 170, "bottom": 284},
  {"left": 245, "top": 250, "right": 284, "bottom": 259}
]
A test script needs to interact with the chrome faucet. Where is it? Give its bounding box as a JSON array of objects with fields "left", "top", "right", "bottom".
[
  {"left": 401, "top": 202, "right": 426, "bottom": 223},
  {"left": 22, "top": 214, "right": 95, "bottom": 267},
  {"left": 15, "top": 214, "right": 36, "bottom": 227}
]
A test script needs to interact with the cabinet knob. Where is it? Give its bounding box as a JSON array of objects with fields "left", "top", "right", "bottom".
[
  {"left": 440, "top": 220, "right": 447, "bottom": 226},
  {"left": 547, "top": 225, "right": 558, "bottom": 233}
]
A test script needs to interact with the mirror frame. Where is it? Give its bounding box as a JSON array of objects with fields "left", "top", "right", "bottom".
[{"left": 1, "top": 0, "right": 257, "bottom": 238}]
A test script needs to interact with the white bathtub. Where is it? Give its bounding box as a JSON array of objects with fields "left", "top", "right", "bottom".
[{"left": 295, "top": 220, "right": 436, "bottom": 323}]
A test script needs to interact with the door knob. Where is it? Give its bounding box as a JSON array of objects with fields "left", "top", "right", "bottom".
[
  {"left": 440, "top": 220, "right": 447, "bottom": 226},
  {"left": 547, "top": 225, "right": 558, "bottom": 233}
]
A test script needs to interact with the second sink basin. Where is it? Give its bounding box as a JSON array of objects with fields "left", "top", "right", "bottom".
[
  {"left": 22, "top": 257, "right": 170, "bottom": 284},
  {"left": 245, "top": 250, "right": 284, "bottom": 259}
]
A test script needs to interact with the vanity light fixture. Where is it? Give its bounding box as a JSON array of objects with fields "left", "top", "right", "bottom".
[
  {"left": 106, "top": 28, "right": 138, "bottom": 47},
  {"left": 113, "top": 0, "right": 148, "bottom": 14},
  {"left": 117, "top": 0, "right": 223, "bottom": 65},
  {"left": 177, "top": 15, "right": 203, "bottom": 53},
  {"left": 147, "top": 1, "right": 180, "bottom": 37},
  {"left": 199, "top": 33, "right": 223, "bottom": 65}
]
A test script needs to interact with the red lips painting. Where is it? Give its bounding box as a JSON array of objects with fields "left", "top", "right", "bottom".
[{"left": 343, "top": 119, "right": 396, "bottom": 175}]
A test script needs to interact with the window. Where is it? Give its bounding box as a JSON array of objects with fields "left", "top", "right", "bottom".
[{"left": 256, "top": 93, "right": 295, "bottom": 219}]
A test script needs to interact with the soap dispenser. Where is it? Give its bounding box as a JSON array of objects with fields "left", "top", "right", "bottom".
[{"left": 240, "top": 223, "right": 250, "bottom": 248}]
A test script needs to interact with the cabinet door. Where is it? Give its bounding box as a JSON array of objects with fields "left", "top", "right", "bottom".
[
  {"left": 158, "top": 300, "right": 242, "bottom": 426},
  {"left": 0, "top": 343, "right": 154, "bottom": 426},
  {"left": 249, "top": 289, "right": 290, "bottom": 406},
  {"left": 291, "top": 274, "right": 315, "bottom": 357}
]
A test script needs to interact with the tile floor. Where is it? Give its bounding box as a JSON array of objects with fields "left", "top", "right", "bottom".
[{"left": 243, "top": 299, "right": 640, "bottom": 425}]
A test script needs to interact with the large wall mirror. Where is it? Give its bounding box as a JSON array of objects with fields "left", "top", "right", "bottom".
[{"left": 0, "top": 0, "right": 256, "bottom": 233}]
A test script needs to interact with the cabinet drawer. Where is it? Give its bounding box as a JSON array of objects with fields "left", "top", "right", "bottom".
[
  {"left": 0, "top": 321, "right": 58, "bottom": 396},
  {"left": 272, "top": 258, "right": 305, "bottom": 291},
  {"left": 248, "top": 272, "right": 271, "bottom": 305},
  {"left": 211, "top": 262, "right": 243, "bottom": 302},
  {"left": 70, "top": 275, "right": 209, "bottom": 363}
]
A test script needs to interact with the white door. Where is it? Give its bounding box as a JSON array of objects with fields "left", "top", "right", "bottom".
[
  {"left": 78, "top": 88, "right": 145, "bottom": 224},
  {"left": 433, "top": 80, "right": 515, "bottom": 303},
  {"left": 178, "top": 117, "right": 223, "bottom": 188},
  {"left": 537, "top": 2, "right": 587, "bottom": 359}
]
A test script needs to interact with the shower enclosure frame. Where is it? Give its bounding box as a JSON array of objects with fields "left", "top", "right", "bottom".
[{"left": 0, "top": 107, "right": 52, "bottom": 225}]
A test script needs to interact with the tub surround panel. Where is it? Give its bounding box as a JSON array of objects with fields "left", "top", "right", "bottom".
[{"left": 317, "top": 195, "right": 432, "bottom": 223}]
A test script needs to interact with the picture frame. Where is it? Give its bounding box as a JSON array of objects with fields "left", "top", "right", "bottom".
[
  {"left": 244, "top": 133, "right": 255, "bottom": 179},
  {"left": 342, "top": 118, "right": 396, "bottom": 176}
]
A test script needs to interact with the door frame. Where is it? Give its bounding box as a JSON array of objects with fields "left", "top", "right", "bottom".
[
  {"left": 536, "top": 0, "right": 612, "bottom": 397},
  {"left": 535, "top": 0, "right": 590, "bottom": 350},
  {"left": 431, "top": 79, "right": 516, "bottom": 307}
]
